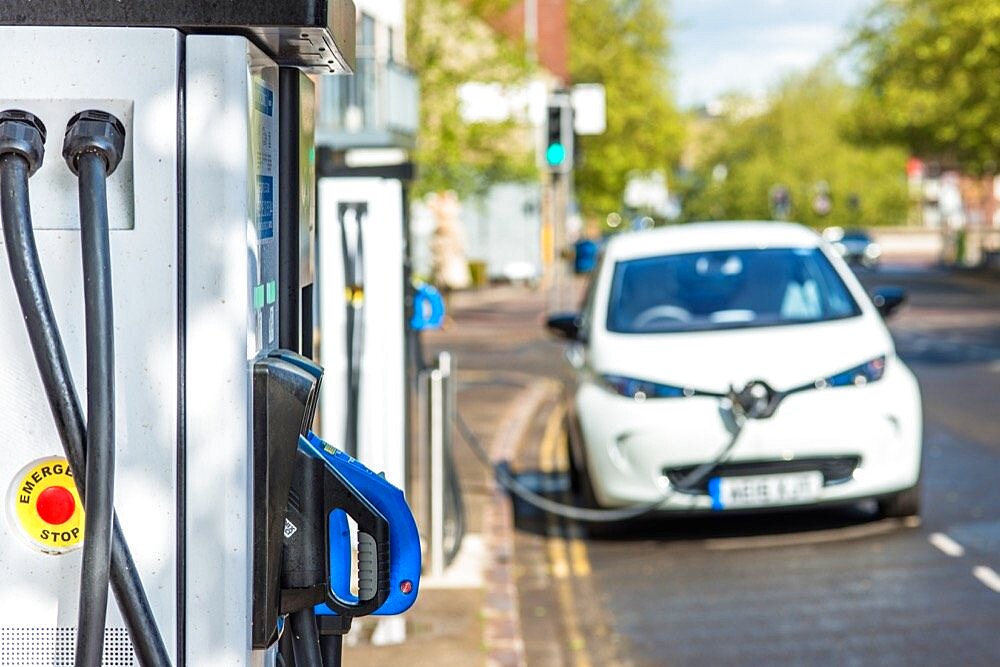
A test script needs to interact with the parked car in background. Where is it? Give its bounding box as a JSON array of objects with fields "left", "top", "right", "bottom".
[
  {"left": 547, "top": 222, "right": 921, "bottom": 517},
  {"left": 825, "top": 227, "right": 882, "bottom": 268}
]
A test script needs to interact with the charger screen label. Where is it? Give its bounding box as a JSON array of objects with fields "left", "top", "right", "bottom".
[{"left": 7, "top": 457, "right": 85, "bottom": 554}]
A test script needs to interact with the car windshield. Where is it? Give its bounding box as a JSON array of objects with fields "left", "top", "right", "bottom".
[{"left": 606, "top": 247, "right": 861, "bottom": 334}]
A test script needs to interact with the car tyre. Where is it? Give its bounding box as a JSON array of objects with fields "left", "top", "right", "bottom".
[
  {"left": 878, "top": 480, "right": 921, "bottom": 518},
  {"left": 563, "top": 411, "right": 588, "bottom": 498},
  {"left": 564, "top": 413, "right": 620, "bottom": 537}
]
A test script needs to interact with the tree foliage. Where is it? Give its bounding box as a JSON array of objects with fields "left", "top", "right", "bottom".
[
  {"left": 569, "top": 0, "right": 684, "bottom": 219},
  {"left": 407, "top": 0, "right": 536, "bottom": 197},
  {"left": 681, "top": 67, "right": 909, "bottom": 228},
  {"left": 849, "top": 0, "right": 1000, "bottom": 173}
]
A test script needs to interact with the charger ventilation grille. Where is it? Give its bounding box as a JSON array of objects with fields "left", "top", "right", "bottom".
[{"left": 0, "top": 627, "right": 135, "bottom": 665}]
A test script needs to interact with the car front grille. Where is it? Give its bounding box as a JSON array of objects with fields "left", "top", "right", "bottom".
[{"left": 663, "top": 456, "right": 861, "bottom": 495}]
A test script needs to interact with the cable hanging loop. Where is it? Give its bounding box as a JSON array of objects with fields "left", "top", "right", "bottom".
[{"left": 453, "top": 407, "right": 746, "bottom": 524}]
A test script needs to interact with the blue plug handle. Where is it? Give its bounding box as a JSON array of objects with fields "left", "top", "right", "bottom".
[
  {"left": 411, "top": 283, "right": 445, "bottom": 331},
  {"left": 298, "top": 436, "right": 391, "bottom": 616},
  {"left": 305, "top": 433, "right": 422, "bottom": 617}
]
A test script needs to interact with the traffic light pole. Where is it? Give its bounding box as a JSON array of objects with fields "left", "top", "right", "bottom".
[
  {"left": 542, "top": 93, "right": 573, "bottom": 313},
  {"left": 547, "top": 171, "right": 570, "bottom": 313}
]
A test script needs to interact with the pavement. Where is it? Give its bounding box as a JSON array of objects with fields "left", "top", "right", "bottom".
[{"left": 343, "top": 283, "right": 574, "bottom": 667}]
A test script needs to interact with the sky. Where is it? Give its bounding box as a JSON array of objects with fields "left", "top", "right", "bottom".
[{"left": 670, "top": 0, "right": 875, "bottom": 109}]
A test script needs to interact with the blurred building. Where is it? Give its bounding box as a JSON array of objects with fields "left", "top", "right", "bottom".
[
  {"left": 315, "top": 2, "right": 417, "bottom": 156},
  {"left": 486, "top": 0, "right": 569, "bottom": 85}
]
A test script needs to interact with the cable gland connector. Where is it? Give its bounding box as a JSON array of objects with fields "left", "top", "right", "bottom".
[
  {"left": 62, "top": 110, "right": 125, "bottom": 176},
  {"left": 0, "top": 110, "right": 47, "bottom": 176}
]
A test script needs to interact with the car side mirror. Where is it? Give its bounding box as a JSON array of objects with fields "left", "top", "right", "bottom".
[
  {"left": 872, "top": 286, "right": 906, "bottom": 318},
  {"left": 546, "top": 313, "right": 580, "bottom": 340}
]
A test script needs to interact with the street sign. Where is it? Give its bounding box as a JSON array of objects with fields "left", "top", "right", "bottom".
[{"left": 571, "top": 83, "right": 606, "bottom": 135}]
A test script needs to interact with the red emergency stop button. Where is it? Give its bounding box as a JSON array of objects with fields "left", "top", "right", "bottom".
[
  {"left": 36, "top": 485, "right": 76, "bottom": 525},
  {"left": 8, "top": 456, "right": 85, "bottom": 554}
]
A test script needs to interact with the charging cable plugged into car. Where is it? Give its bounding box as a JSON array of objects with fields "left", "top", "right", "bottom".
[
  {"left": 454, "top": 355, "right": 891, "bottom": 524},
  {"left": 452, "top": 383, "right": 764, "bottom": 524}
]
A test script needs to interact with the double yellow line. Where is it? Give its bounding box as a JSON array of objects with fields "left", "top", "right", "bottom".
[{"left": 538, "top": 402, "right": 593, "bottom": 666}]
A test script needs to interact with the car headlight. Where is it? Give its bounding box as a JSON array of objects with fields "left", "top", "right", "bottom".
[
  {"left": 821, "top": 356, "right": 886, "bottom": 388},
  {"left": 601, "top": 374, "right": 688, "bottom": 399}
]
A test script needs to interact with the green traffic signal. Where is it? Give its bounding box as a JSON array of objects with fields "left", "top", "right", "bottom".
[{"left": 546, "top": 142, "right": 566, "bottom": 166}]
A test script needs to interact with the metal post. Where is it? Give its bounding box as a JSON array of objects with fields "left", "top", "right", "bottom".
[
  {"left": 442, "top": 352, "right": 456, "bottom": 513},
  {"left": 419, "top": 348, "right": 457, "bottom": 577},
  {"left": 553, "top": 172, "right": 565, "bottom": 311},
  {"left": 428, "top": 365, "right": 445, "bottom": 577}
]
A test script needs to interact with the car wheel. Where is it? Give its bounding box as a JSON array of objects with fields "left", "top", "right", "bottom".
[
  {"left": 565, "top": 417, "right": 598, "bottom": 507},
  {"left": 564, "top": 414, "right": 620, "bottom": 537},
  {"left": 575, "top": 460, "right": 601, "bottom": 509},
  {"left": 878, "top": 480, "right": 921, "bottom": 518}
]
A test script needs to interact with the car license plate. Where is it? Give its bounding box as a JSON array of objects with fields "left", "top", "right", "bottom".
[{"left": 708, "top": 471, "right": 823, "bottom": 510}]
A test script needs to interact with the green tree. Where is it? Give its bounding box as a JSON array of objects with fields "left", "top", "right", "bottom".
[
  {"left": 681, "top": 67, "right": 909, "bottom": 229},
  {"left": 569, "top": 0, "right": 684, "bottom": 220},
  {"left": 407, "top": 0, "right": 536, "bottom": 197},
  {"left": 849, "top": 0, "right": 1000, "bottom": 173}
]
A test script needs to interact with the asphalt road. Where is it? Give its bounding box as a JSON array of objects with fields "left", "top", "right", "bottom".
[{"left": 500, "top": 265, "right": 1000, "bottom": 666}]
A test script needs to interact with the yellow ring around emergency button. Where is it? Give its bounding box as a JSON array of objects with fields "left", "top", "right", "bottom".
[{"left": 8, "top": 456, "right": 85, "bottom": 554}]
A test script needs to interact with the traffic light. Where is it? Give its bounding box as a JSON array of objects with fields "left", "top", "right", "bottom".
[{"left": 545, "top": 95, "right": 573, "bottom": 173}]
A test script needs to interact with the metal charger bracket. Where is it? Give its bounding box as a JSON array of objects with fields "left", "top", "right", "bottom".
[
  {"left": 0, "top": 1, "right": 356, "bottom": 74},
  {"left": 250, "top": 354, "right": 320, "bottom": 649},
  {"left": 272, "top": 350, "right": 330, "bottom": 614}
]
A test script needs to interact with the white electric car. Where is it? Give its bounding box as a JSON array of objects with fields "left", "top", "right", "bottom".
[{"left": 547, "top": 222, "right": 922, "bottom": 517}]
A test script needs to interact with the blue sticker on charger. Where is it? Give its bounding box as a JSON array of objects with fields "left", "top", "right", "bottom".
[
  {"left": 254, "top": 83, "right": 274, "bottom": 116},
  {"left": 257, "top": 175, "right": 274, "bottom": 239}
]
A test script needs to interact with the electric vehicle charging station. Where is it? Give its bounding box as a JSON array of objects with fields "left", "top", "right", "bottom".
[
  {"left": 313, "top": 159, "right": 417, "bottom": 647},
  {"left": 312, "top": 170, "right": 408, "bottom": 645},
  {"left": 0, "top": 3, "right": 419, "bottom": 666},
  {"left": 317, "top": 172, "right": 410, "bottom": 484}
]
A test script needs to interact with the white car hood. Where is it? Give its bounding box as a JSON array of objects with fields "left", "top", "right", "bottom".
[{"left": 592, "top": 315, "right": 893, "bottom": 394}]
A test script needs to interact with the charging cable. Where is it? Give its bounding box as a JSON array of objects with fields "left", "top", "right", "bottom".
[
  {"left": 455, "top": 409, "right": 746, "bottom": 523},
  {"left": 0, "top": 109, "right": 169, "bottom": 666}
]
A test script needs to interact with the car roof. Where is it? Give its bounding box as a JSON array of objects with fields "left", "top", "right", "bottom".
[{"left": 604, "top": 221, "right": 822, "bottom": 260}]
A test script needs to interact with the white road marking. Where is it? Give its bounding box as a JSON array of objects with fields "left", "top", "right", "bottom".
[
  {"left": 972, "top": 566, "right": 1000, "bottom": 593},
  {"left": 928, "top": 532, "right": 966, "bottom": 558}
]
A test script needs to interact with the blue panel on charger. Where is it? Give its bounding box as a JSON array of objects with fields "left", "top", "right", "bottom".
[{"left": 303, "top": 433, "right": 421, "bottom": 617}]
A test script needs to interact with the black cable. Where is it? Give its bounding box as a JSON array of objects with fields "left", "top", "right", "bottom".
[
  {"left": 454, "top": 409, "right": 745, "bottom": 523},
  {"left": 0, "top": 154, "right": 170, "bottom": 665},
  {"left": 74, "top": 150, "right": 116, "bottom": 667},
  {"left": 289, "top": 609, "right": 324, "bottom": 667},
  {"left": 443, "top": 435, "right": 466, "bottom": 565},
  {"left": 320, "top": 634, "right": 343, "bottom": 667},
  {"left": 341, "top": 207, "right": 365, "bottom": 458}
]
